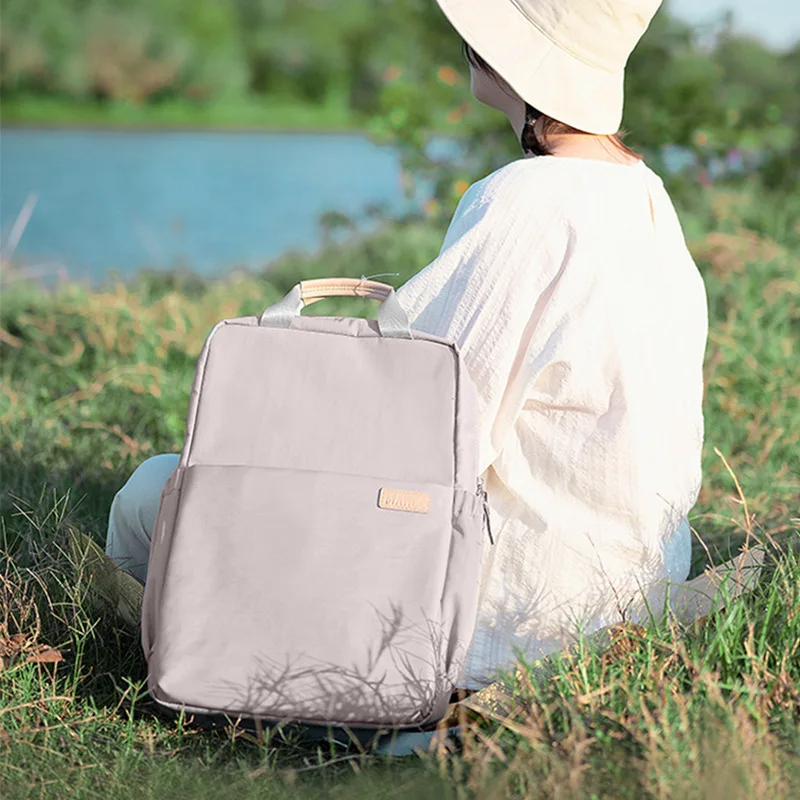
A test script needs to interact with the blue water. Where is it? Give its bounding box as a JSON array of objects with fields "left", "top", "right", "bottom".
[{"left": 1, "top": 128, "right": 416, "bottom": 283}]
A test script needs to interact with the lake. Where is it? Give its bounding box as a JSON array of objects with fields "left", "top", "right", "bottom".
[{"left": 1, "top": 128, "right": 419, "bottom": 284}]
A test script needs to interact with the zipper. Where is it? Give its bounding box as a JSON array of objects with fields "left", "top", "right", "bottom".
[{"left": 476, "top": 476, "right": 494, "bottom": 545}]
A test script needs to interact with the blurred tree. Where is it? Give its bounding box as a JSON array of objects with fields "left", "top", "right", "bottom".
[
  {"left": 711, "top": 35, "right": 799, "bottom": 192},
  {"left": 366, "top": 2, "right": 800, "bottom": 211},
  {"left": 1, "top": 0, "right": 83, "bottom": 94},
  {"left": 0, "top": 0, "right": 796, "bottom": 194}
]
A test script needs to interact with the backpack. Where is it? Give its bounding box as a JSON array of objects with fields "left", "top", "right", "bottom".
[{"left": 141, "top": 278, "right": 492, "bottom": 731}]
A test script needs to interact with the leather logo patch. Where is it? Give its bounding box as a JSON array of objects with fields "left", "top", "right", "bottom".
[{"left": 378, "top": 488, "right": 431, "bottom": 514}]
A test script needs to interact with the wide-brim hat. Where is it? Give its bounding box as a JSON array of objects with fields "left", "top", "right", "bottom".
[{"left": 435, "top": 0, "right": 662, "bottom": 135}]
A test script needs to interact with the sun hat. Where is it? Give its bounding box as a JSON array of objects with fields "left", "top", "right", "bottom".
[{"left": 434, "top": 0, "right": 663, "bottom": 134}]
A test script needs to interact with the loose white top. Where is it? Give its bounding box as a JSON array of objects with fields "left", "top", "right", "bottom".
[{"left": 395, "top": 156, "right": 708, "bottom": 688}]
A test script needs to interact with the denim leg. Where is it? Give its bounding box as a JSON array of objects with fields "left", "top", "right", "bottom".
[
  {"left": 106, "top": 454, "right": 180, "bottom": 583},
  {"left": 664, "top": 517, "right": 692, "bottom": 583}
]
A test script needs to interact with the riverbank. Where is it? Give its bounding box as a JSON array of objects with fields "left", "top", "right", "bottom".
[{"left": 0, "top": 95, "right": 362, "bottom": 133}]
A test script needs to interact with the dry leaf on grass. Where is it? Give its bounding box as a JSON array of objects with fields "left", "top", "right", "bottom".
[
  {"left": 0, "top": 630, "right": 63, "bottom": 671},
  {"left": 25, "top": 647, "right": 63, "bottom": 665}
]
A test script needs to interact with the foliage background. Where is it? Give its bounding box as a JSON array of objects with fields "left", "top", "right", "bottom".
[{"left": 2, "top": 0, "right": 799, "bottom": 196}]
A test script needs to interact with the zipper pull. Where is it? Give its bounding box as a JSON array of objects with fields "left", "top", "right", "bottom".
[
  {"left": 477, "top": 477, "right": 494, "bottom": 545},
  {"left": 483, "top": 502, "right": 494, "bottom": 545}
]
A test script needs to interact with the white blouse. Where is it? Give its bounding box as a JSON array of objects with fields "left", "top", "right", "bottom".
[{"left": 395, "top": 155, "right": 708, "bottom": 688}]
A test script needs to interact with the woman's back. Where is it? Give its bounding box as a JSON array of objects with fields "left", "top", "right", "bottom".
[{"left": 396, "top": 155, "right": 708, "bottom": 686}]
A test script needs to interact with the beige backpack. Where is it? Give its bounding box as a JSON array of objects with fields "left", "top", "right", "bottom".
[{"left": 141, "top": 278, "right": 492, "bottom": 730}]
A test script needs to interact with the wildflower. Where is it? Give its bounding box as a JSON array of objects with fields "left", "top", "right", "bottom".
[
  {"left": 383, "top": 65, "right": 402, "bottom": 82},
  {"left": 437, "top": 65, "right": 460, "bottom": 86},
  {"left": 423, "top": 198, "right": 440, "bottom": 217}
]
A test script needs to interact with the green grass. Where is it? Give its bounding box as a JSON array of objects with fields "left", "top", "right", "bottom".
[
  {"left": 0, "top": 94, "right": 360, "bottom": 132},
  {"left": 1, "top": 184, "right": 798, "bottom": 797}
]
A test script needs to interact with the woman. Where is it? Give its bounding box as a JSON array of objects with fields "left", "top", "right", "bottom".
[{"left": 106, "top": 0, "right": 707, "bottom": 690}]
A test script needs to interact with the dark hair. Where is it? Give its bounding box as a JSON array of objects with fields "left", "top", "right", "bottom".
[{"left": 463, "top": 42, "right": 641, "bottom": 160}]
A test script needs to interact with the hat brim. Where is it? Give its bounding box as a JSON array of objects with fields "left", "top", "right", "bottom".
[{"left": 436, "top": 0, "right": 624, "bottom": 135}]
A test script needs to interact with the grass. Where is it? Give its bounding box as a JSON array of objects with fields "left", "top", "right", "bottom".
[
  {"left": 0, "top": 94, "right": 360, "bottom": 132},
  {"left": 1, "top": 181, "right": 799, "bottom": 797}
]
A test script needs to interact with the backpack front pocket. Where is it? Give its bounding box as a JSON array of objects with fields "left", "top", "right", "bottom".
[{"left": 149, "top": 463, "right": 461, "bottom": 728}]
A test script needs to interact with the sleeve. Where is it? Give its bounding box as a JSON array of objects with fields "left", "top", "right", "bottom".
[{"left": 395, "top": 162, "right": 574, "bottom": 475}]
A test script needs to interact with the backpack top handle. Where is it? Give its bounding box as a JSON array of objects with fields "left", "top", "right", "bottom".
[
  {"left": 299, "top": 278, "right": 394, "bottom": 306},
  {"left": 259, "top": 278, "right": 414, "bottom": 339}
]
